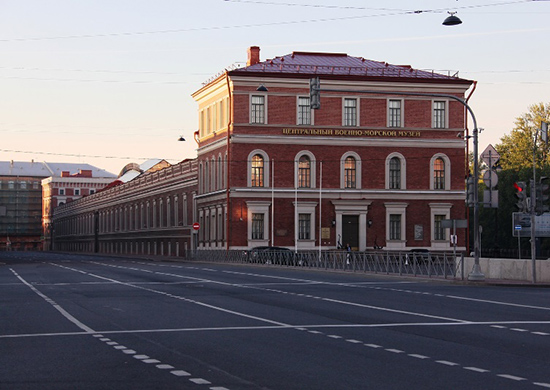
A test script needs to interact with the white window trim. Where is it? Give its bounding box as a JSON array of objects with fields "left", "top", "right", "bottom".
[
  {"left": 385, "top": 202, "right": 408, "bottom": 249},
  {"left": 296, "top": 95, "right": 314, "bottom": 126},
  {"left": 387, "top": 98, "right": 404, "bottom": 128},
  {"left": 430, "top": 153, "right": 451, "bottom": 190},
  {"left": 246, "top": 201, "right": 271, "bottom": 247},
  {"left": 340, "top": 152, "right": 362, "bottom": 189},
  {"left": 250, "top": 93, "right": 268, "bottom": 125},
  {"left": 432, "top": 100, "right": 449, "bottom": 129},
  {"left": 429, "top": 203, "right": 452, "bottom": 249},
  {"left": 293, "top": 201, "right": 317, "bottom": 249},
  {"left": 247, "top": 149, "right": 270, "bottom": 187},
  {"left": 294, "top": 151, "right": 316, "bottom": 188},
  {"left": 385, "top": 152, "right": 407, "bottom": 190},
  {"left": 342, "top": 97, "right": 360, "bottom": 127}
]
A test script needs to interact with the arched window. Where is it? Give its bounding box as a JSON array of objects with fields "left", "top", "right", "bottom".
[
  {"left": 344, "top": 156, "right": 356, "bottom": 189},
  {"left": 299, "top": 155, "right": 311, "bottom": 188},
  {"left": 434, "top": 157, "right": 445, "bottom": 190},
  {"left": 247, "top": 150, "right": 269, "bottom": 187},
  {"left": 389, "top": 157, "right": 401, "bottom": 189},
  {"left": 251, "top": 154, "right": 264, "bottom": 187}
]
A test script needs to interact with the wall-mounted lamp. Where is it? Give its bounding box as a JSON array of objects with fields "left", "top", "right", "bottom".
[
  {"left": 367, "top": 220, "right": 373, "bottom": 227},
  {"left": 331, "top": 220, "right": 336, "bottom": 227},
  {"left": 256, "top": 84, "right": 268, "bottom": 92}
]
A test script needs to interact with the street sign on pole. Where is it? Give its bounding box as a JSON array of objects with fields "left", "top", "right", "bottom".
[
  {"left": 193, "top": 222, "right": 200, "bottom": 231},
  {"left": 480, "top": 144, "right": 500, "bottom": 167}
]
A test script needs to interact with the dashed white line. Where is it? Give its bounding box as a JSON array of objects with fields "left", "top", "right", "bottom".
[
  {"left": 346, "top": 339, "right": 362, "bottom": 344},
  {"left": 510, "top": 328, "right": 528, "bottom": 332},
  {"left": 190, "top": 378, "right": 211, "bottom": 384},
  {"left": 533, "top": 332, "right": 550, "bottom": 336},
  {"left": 534, "top": 382, "right": 550, "bottom": 388},
  {"left": 143, "top": 359, "right": 161, "bottom": 364},
  {"left": 408, "top": 354, "right": 429, "bottom": 359},
  {"left": 156, "top": 364, "right": 175, "bottom": 369},
  {"left": 364, "top": 344, "right": 382, "bottom": 348},
  {"left": 464, "top": 367, "right": 489, "bottom": 373},
  {"left": 498, "top": 374, "right": 526, "bottom": 381},
  {"left": 436, "top": 360, "right": 459, "bottom": 366},
  {"left": 171, "top": 370, "right": 191, "bottom": 377},
  {"left": 133, "top": 355, "right": 150, "bottom": 360},
  {"left": 385, "top": 349, "right": 404, "bottom": 354}
]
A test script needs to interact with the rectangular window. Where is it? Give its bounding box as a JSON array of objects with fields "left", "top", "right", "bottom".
[
  {"left": 389, "top": 214, "right": 401, "bottom": 240},
  {"left": 434, "top": 214, "right": 446, "bottom": 240},
  {"left": 90, "top": 189, "right": 96, "bottom": 194},
  {"left": 33, "top": 181, "right": 39, "bottom": 190},
  {"left": 433, "top": 101, "right": 446, "bottom": 128},
  {"left": 20, "top": 181, "right": 27, "bottom": 189},
  {"left": 343, "top": 98, "right": 357, "bottom": 126},
  {"left": 388, "top": 100, "right": 402, "bottom": 128},
  {"left": 8, "top": 181, "right": 14, "bottom": 189},
  {"left": 251, "top": 95, "right": 265, "bottom": 124},
  {"left": 299, "top": 213, "right": 311, "bottom": 240},
  {"left": 59, "top": 188, "right": 65, "bottom": 195},
  {"left": 74, "top": 189, "right": 80, "bottom": 196},
  {"left": 298, "top": 97, "right": 311, "bottom": 125},
  {"left": 252, "top": 213, "right": 264, "bottom": 239}
]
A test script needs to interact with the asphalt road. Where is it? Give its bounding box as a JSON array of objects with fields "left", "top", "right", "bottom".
[{"left": 1, "top": 251, "right": 549, "bottom": 390}]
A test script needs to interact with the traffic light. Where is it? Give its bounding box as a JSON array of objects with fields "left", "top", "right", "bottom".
[
  {"left": 309, "top": 77, "right": 321, "bottom": 110},
  {"left": 466, "top": 175, "right": 475, "bottom": 207},
  {"left": 535, "top": 176, "right": 550, "bottom": 215},
  {"left": 514, "top": 181, "right": 528, "bottom": 212}
]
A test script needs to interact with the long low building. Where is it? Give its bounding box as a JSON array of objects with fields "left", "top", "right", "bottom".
[{"left": 53, "top": 159, "right": 198, "bottom": 256}]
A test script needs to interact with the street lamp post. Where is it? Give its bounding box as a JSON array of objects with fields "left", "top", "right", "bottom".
[{"left": 310, "top": 78, "right": 485, "bottom": 281}]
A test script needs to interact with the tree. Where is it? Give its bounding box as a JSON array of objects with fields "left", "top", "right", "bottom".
[{"left": 496, "top": 102, "right": 550, "bottom": 170}]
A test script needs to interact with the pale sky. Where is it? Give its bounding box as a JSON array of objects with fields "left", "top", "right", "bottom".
[{"left": 1, "top": 0, "right": 549, "bottom": 175}]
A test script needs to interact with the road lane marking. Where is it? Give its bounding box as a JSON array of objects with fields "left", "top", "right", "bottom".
[
  {"left": 408, "top": 354, "right": 429, "bottom": 359},
  {"left": 436, "top": 360, "right": 459, "bottom": 366},
  {"left": 498, "top": 374, "right": 526, "bottom": 381},
  {"left": 9, "top": 268, "right": 94, "bottom": 333},
  {"left": 464, "top": 367, "right": 489, "bottom": 373},
  {"left": 9, "top": 267, "right": 232, "bottom": 389}
]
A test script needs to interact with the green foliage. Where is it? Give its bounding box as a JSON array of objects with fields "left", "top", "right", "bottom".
[
  {"left": 476, "top": 103, "right": 550, "bottom": 253},
  {"left": 496, "top": 102, "right": 550, "bottom": 170}
]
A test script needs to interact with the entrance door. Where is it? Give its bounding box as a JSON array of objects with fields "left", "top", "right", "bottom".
[{"left": 342, "top": 215, "right": 359, "bottom": 250}]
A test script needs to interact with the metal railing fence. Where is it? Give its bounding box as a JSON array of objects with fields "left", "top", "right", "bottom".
[{"left": 185, "top": 249, "right": 464, "bottom": 279}]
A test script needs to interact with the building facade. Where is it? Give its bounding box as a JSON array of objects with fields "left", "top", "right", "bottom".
[
  {"left": 192, "top": 47, "right": 473, "bottom": 252},
  {"left": 0, "top": 161, "right": 115, "bottom": 251},
  {"left": 42, "top": 168, "right": 117, "bottom": 250},
  {"left": 52, "top": 159, "right": 197, "bottom": 256}
]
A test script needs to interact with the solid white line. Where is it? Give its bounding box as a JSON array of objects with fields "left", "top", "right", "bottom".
[
  {"left": 4, "top": 321, "right": 550, "bottom": 340},
  {"left": 446, "top": 295, "right": 550, "bottom": 311},
  {"left": 9, "top": 268, "right": 95, "bottom": 334},
  {"left": 54, "top": 262, "right": 293, "bottom": 328}
]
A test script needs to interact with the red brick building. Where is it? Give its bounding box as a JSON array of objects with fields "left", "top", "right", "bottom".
[{"left": 193, "top": 46, "right": 473, "bottom": 252}]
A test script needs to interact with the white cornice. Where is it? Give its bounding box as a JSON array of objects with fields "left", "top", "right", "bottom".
[{"left": 231, "top": 134, "right": 464, "bottom": 149}]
